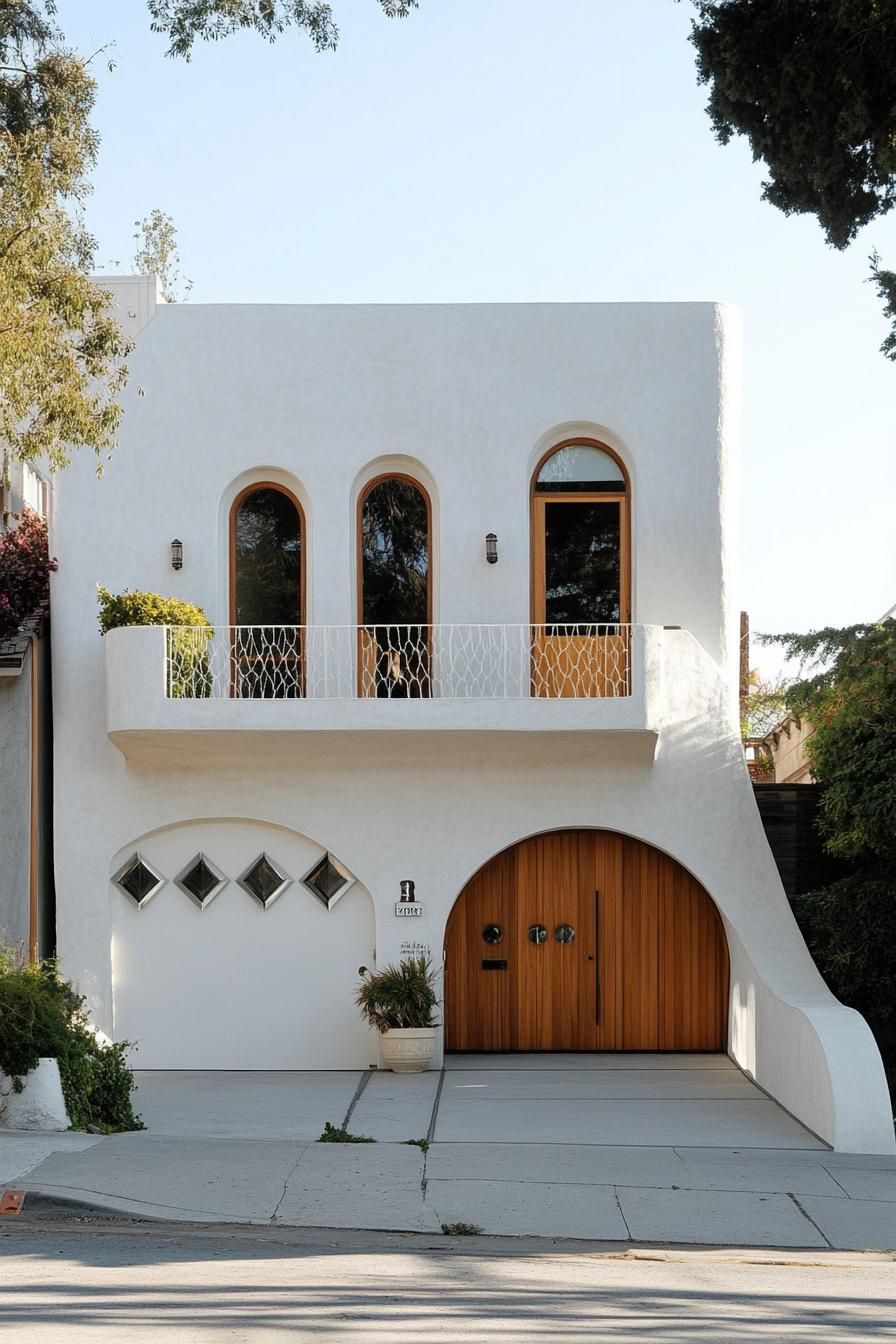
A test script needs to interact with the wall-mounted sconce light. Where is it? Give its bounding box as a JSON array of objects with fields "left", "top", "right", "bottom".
[
  {"left": 399, "top": 879, "right": 416, "bottom": 903},
  {"left": 170, "top": 538, "right": 183, "bottom": 571},
  {"left": 485, "top": 533, "right": 498, "bottom": 565}
]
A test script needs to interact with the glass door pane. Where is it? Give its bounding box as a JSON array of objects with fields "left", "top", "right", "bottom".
[
  {"left": 233, "top": 488, "right": 303, "bottom": 698},
  {"left": 533, "top": 499, "right": 626, "bottom": 698},
  {"left": 360, "top": 479, "right": 431, "bottom": 698},
  {"left": 544, "top": 500, "right": 621, "bottom": 626}
]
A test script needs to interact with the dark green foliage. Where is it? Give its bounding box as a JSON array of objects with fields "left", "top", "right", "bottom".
[
  {"left": 870, "top": 250, "right": 896, "bottom": 361},
  {"left": 318, "top": 1121, "right": 375, "bottom": 1143},
  {"left": 441, "top": 1222, "right": 482, "bottom": 1236},
  {"left": 0, "top": 943, "right": 143, "bottom": 1130},
  {"left": 762, "top": 622, "right": 896, "bottom": 1096},
  {"left": 792, "top": 871, "right": 896, "bottom": 1097},
  {"left": 59, "top": 1031, "right": 144, "bottom": 1133},
  {"left": 0, "top": 949, "right": 72, "bottom": 1083},
  {"left": 404, "top": 1137, "right": 430, "bottom": 1151},
  {"left": 762, "top": 624, "right": 896, "bottom": 863},
  {"left": 690, "top": 1, "right": 896, "bottom": 356},
  {"left": 356, "top": 957, "right": 438, "bottom": 1032},
  {"left": 792, "top": 872, "right": 895, "bottom": 1023},
  {"left": 149, "top": 0, "right": 419, "bottom": 60},
  {"left": 691, "top": 2, "right": 896, "bottom": 248}
]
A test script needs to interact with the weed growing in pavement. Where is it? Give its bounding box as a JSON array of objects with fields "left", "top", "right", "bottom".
[{"left": 318, "top": 1121, "right": 376, "bottom": 1143}]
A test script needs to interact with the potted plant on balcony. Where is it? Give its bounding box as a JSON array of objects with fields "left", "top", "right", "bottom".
[{"left": 356, "top": 957, "right": 438, "bottom": 1073}]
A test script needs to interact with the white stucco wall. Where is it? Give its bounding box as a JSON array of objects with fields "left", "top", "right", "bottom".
[{"left": 49, "top": 295, "right": 894, "bottom": 1153}]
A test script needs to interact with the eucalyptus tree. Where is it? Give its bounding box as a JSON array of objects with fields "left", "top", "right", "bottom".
[{"left": 0, "top": 2, "right": 129, "bottom": 471}]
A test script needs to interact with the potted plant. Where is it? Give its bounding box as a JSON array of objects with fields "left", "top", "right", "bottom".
[
  {"left": 0, "top": 942, "right": 143, "bottom": 1133},
  {"left": 356, "top": 957, "right": 439, "bottom": 1073}
]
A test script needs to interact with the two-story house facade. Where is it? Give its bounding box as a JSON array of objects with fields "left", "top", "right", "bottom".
[{"left": 49, "top": 280, "right": 894, "bottom": 1154}]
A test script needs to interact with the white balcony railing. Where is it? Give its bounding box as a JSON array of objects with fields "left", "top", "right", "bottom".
[{"left": 164, "top": 624, "right": 634, "bottom": 700}]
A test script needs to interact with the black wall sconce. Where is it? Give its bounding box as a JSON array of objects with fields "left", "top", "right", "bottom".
[
  {"left": 399, "top": 879, "right": 416, "bottom": 903},
  {"left": 170, "top": 538, "right": 183, "bottom": 571},
  {"left": 485, "top": 533, "right": 498, "bottom": 565}
]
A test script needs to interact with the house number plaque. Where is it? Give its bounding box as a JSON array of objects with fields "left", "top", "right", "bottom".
[{"left": 395, "top": 903, "right": 423, "bottom": 917}]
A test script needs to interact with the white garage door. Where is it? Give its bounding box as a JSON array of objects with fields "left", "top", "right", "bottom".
[{"left": 110, "top": 820, "right": 376, "bottom": 1069}]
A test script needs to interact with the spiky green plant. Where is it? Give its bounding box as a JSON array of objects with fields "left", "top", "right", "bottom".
[{"left": 355, "top": 957, "right": 438, "bottom": 1033}]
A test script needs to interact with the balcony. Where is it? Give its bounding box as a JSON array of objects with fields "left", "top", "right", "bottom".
[{"left": 105, "top": 624, "right": 663, "bottom": 764}]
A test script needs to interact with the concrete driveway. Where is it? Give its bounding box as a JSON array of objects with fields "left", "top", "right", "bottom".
[
  {"left": 125, "top": 1054, "right": 818, "bottom": 1149},
  {"left": 433, "top": 1054, "right": 821, "bottom": 1147},
  {"left": 2, "top": 1055, "right": 895, "bottom": 1250}
]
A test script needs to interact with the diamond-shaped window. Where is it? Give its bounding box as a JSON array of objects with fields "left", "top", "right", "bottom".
[
  {"left": 238, "top": 853, "right": 291, "bottom": 909},
  {"left": 113, "top": 853, "right": 165, "bottom": 908},
  {"left": 175, "top": 853, "right": 227, "bottom": 909},
  {"left": 302, "top": 853, "right": 355, "bottom": 910}
]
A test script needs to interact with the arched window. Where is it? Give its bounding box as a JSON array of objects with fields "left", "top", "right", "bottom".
[
  {"left": 358, "top": 476, "right": 431, "bottom": 697},
  {"left": 230, "top": 484, "right": 304, "bottom": 697},
  {"left": 531, "top": 441, "right": 630, "bottom": 697}
]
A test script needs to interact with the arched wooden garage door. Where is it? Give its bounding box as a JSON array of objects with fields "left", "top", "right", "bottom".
[{"left": 444, "top": 830, "right": 729, "bottom": 1052}]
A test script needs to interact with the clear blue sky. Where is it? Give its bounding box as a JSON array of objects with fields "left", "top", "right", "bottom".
[{"left": 63, "top": 0, "right": 895, "bottom": 669}]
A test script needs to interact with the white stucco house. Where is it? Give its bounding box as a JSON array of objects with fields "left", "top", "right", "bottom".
[{"left": 49, "top": 278, "right": 893, "bottom": 1154}]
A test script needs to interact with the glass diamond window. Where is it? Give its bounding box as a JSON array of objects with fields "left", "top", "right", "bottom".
[
  {"left": 113, "top": 853, "right": 165, "bottom": 908},
  {"left": 175, "top": 853, "right": 227, "bottom": 909},
  {"left": 238, "top": 853, "right": 292, "bottom": 908},
  {"left": 302, "top": 853, "right": 355, "bottom": 909}
]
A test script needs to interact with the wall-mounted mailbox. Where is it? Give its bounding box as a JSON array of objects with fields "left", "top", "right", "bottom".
[{"left": 481, "top": 959, "right": 508, "bottom": 971}]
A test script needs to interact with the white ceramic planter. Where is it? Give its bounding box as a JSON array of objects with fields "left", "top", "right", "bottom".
[
  {"left": 379, "top": 1027, "right": 436, "bottom": 1073},
  {"left": 0, "top": 1058, "right": 71, "bottom": 1131}
]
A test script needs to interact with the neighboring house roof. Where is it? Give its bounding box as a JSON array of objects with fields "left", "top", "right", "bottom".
[{"left": 762, "top": 711, "right": 816, "bottom": 784}]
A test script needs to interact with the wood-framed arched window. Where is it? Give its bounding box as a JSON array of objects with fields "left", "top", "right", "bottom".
[
  {"left": 357, "top": 474, "right": 432, "bottom": 698},
  {"left": 530, "top": 440, "right": 631, "bottom": 697},
  {"left": 229, "top": 482, "right": 304, "bottom": 698}
]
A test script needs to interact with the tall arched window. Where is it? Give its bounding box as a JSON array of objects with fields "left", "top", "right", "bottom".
[
  {"left": 358, "top": 476, "right": 431, "bottom": 697},
  {"left": 531, "top": 441, "right": 630, "bottom": 697},
  {"left": 230, "top": 484, "right": 304, "bottom": 697}
]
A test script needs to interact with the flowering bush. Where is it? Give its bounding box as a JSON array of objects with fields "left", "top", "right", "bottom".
[{"left": 0, "top": 508, "right": 57, "bottom": 641}]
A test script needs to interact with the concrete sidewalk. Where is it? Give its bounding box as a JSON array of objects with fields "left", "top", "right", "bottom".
[{"left": 2, "top": 1059, "right": 894, "bottom": 1251}]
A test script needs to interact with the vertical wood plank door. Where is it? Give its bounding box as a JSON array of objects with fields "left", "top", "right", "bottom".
[{"left": 443, "top": 830, "right": 728, "bottom": 1053}]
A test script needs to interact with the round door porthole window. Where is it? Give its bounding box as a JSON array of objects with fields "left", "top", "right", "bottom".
[
  {"left": 482, "top": 924, "right": 503, "bottom": 945},
  {"left": 527, "top": 924, "right": 549, "bottom": 945},
  {"left": 554, "top": 924, "right": 575, "bottom": 944}
]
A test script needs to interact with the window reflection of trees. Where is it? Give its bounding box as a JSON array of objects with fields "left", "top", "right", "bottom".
[
  {"left": 233, "top": 487, "right": 302, "bottom": 698},
  {"left": 544, "top": 500, "right": 621, "bottom": 625},
  {"left": 360, "top": 478, "right": 430, "bottom": 698}
]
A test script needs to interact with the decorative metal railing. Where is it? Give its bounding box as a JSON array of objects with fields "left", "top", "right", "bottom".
[{"left": 165, "top": 624, "right": 634, "bottom": 700}]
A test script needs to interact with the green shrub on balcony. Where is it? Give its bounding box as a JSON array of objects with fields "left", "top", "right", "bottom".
[{"left": 97, "top": 586, "right": 213, "bottom": 698}]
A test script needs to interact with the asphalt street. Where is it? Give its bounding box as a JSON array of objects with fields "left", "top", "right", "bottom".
[{"left": 1, "top": 1212, "right": 894, "bottom": 1342}]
